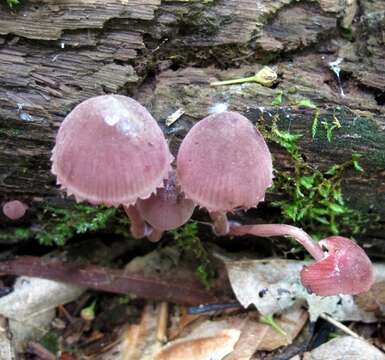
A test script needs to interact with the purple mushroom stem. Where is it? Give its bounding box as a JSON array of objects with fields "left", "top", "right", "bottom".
[
  {"left": 210, "top": 211, "right": 230, "bottom": 236},
  {"left": 229, "top": 222, "right": 374, "bottom": 295},
  {"left": 147, "top": 229, "right": 164, "bottom": 243},
  {"left": 229, "top": 222, "right": 324, "bottom": 261},
  {"left": 135, "top": 170, "right": 196, "bottom": 241},
  {"left": 123, "top": 205, "right": 152, "bottom": 239}
]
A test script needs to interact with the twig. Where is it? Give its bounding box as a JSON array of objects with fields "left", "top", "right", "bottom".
[
  {"left": 0, "top": 256, "right": 220, "bottom": 305},
  {"left": 319, "top": 313, "right": 361, "bottom": 339},
  {"left": 156, "top": 302, "right": 169, "bottom": 344}
]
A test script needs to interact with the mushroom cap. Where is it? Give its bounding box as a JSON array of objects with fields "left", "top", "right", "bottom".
[
  {"left": 51, "top": 95, "right": 173, "bottom": 207},
  {"left": 136, "top": 171, "right": 195, "bottom": 231},
  {"left": 176, "top": 112, "right": 273, "bottom": 212},
  {"left": 2, "top": 200, "right": 28, "bottom": 220},
  {"left": 300, "top": 236, "right": 374, "bottom": 296}
]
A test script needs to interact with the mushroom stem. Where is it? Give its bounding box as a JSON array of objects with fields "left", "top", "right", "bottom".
[
  {"left": 210, "top": 212, "right": 230, "bottom": 236},
  {"left": 148, "top": 229, "right": 164, "bottom": 243},
  {"left": 229, "top": 223, "right": 324, "bottom": 261},
  {"left": 123, "top": 205, "right": 151, "bottom": 239}
]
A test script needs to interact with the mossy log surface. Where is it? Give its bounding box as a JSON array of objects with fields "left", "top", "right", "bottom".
[{"left": 0, "top": 0, "right": 384, "bottom": 247}]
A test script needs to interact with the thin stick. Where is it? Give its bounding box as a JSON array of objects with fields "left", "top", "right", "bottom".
[
  {"left": 156, "top": 302, "right": 169, "bottom": 344},
  {"left": 0, "top": 256, "right": 220, "bottom": 305},
  {"left": 319, "top": 313, "right": 361, "bottom": 339}
]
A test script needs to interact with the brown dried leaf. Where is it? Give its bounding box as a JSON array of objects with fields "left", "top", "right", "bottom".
[
  {"left": 355, "top": 281, "right": 385, "bottom": 314},
  {"left": 99, "top": 304, "right": 159, "bottom": 360},
  {"left": 302, "top": 336, "right": 385, "bottom": 360},
  {"left": 121, "top": 304, "right": 159, "bottom": 360},
  {"left": 155, "top": 329, "right": 241, "bottom": 360},
  {"left": 225, "top": 306, "right": 308, "bottom": 360}
]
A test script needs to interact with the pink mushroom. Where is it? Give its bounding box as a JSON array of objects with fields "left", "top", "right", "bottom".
[
  {"left": 51, "top": 94, "right": 173, "bottom": 240},
  {"left": 136, "top": 171, "right": 196, "bottom": 242},
  {"left": 300, "top": 236, "right": 374, "bottom": 296},
  {"left": 176, "top": 111, "right": 273, "bottom": 235},
  {"left": 230, "top": 223, "right": 374, "bottom": 295},
  {"left": 2, "top": 200, "right": 28, "bottom": 220},
  {"left": 176, "top": 110, "right": 373, "bottom": 296}
]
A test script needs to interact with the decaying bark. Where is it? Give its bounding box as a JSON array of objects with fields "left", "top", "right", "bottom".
[{"left": 0, "top": 1, "right": 384, "bottom": 243}]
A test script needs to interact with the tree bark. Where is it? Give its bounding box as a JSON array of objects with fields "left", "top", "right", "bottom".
[{"left": 0, "top": 1, "right": 384, "bottom": 244}]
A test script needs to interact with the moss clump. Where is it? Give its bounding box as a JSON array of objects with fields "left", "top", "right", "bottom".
[
  {"left": 0, "top": 204, "right": 130, "bottom": 246},
  {"left": 6, "top": 0, "right": 20, "bottom": 8},
  {"left": 257, "top": 115, "right": 377, "bottom": 240},
  {"left": 171, "top": 223, "right": 215, "bottom": 289}
]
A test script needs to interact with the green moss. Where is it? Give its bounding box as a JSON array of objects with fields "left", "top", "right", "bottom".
[
  {"left": 0, "top": 203, "right": 130, "bottom": 246},
  {"left": 295, "top": 98, "right": 317, "bottom": 109},
  {"left": 40, "top": 332, "right": 59, "bottom": 354},
  {"left": 171, "top": 223, "right": 215, "bottom": 289},
  {"left": 271, "top": 91, "right": 283, "bottom": 106},
  {"left": 6, "top": 0, "right": 20, "bottom": 8},
  {"left": 257, "top": 115, "right": 377, "bottom": 240},
  {"left": 311, "top": 108, "right": 342, "bottom": 142}
]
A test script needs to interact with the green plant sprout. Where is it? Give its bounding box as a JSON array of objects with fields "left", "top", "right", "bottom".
[
  {"left": 80, "top": 300, "right": 97, "bottom": 321},
  {"left": 210, "top": 66, "right": 277, "bottom": 87},
  {"left": 311, "top": 109, "right": 342, "bottom": 142},
  {"left": 171, "top": 223, "right": 215, "bottom": 289},
  {"left": 260, "top": 314, "right": 287, "bottom": 337},
  {"left": 311, "top": 109, "right": 320, "bottom": 139},
  {"left": 322, "top": 112, "right": 341, "bottom": 142},
  {"left": 296, "top": 98, "right": 317, "bottom": 109},
  {"left": 271, "top": 91, "right": 284, "bottom": 106}
]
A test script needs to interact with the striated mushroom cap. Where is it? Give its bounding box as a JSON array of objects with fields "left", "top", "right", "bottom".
[
  {"left": 51, "top": 95, "right": 173, "bottom": 206},
  {"left": 2, "top": 200, "right": 28, "bottom": 220},
  {"left": 176, "top": 112, "right": 273, "bottom": 212},
  {"left": 300, "top": 236, "right": 374, "bottom": 296},
  {"left": 136, "top": 171, "right": 195, "bottom": 231}
]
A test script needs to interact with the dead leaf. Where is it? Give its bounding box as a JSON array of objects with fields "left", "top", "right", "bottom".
[
  {"left": 155, "top": 329, "right": 240, "bottom": 360},
  {"left": 224, "top": 305, "right": 308, "bottom": 359},
  {"left": 225, "top": 259, "right": 378, "bottom": 322},
  {"left": 355, "top": 281, "right": 385, "bottom": 314},
  {"left": 0, "top": 276, "right": 83, "bottom": 354},
  {"left": 99, "top": 304, "right": 159, "bottom": 360},
  {"left": 302, "top": 336, "right": 385, "bottom": 360}
]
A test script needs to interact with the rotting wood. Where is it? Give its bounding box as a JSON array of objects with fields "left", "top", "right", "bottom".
[{"left": 0, "top": 0, "right": 384, "bottom": 243}]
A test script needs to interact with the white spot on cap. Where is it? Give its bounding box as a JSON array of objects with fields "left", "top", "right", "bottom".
[
  {"left": 101, "top": 96, "right": 144, "bottom": 137},
  {"left": 209, "top": 102, "right": 228, "bottom": 114}
]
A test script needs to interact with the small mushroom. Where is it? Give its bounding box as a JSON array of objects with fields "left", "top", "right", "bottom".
[
  {"left": 230, "top": 224, "right": 374, "bottom": 296},
  {"left": 176, "top": 111, "right": 273, "bottom": 235},
  {"left": 136, "top": 171, "right": 196, "bottom": 242},
  {"left": 300, "top": 236, "right": 374, "bottom": 296},
  {"left": 51, "top": 94, "right": 173, "bottom": 239},
  {"left": 2, "top": 200, "right": 28, "bottom": 220}
]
